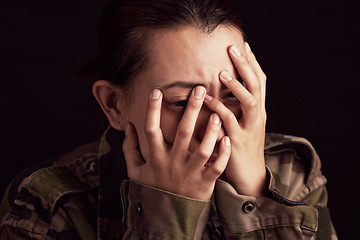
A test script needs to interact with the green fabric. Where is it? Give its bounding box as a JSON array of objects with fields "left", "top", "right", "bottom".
[{"left": 0, "top": 130, "right": 337, "bottom": 239}]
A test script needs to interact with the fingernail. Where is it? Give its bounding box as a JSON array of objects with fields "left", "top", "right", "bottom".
[
  {"left": 221, "top": 71, "right": 233, "bottom": 81},
  {"left": 224, "top": 137, "right": 231, "bottom": 146},
  {"left": 151, "top": 89, "right": 161, "bottom": 99},
  {"left": 245, "top": 42, "right": 251, "bottom": 52},
  {"left": 194, "top": 86, "right": 205, "bottom": 99},
  {"left": 212, "top": 113, "right": 220, "bottom": 124},
  {"left": 231, "top": 45, "right": 241, "bottom": 57},
  {"left": 204, "top": 94, "right": 213, "bottom": 102}
]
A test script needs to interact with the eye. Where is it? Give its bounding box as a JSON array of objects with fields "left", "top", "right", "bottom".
[
  {"left": 172, "top": 100, "right": 188, "bottom": 108},
  {"left": 225, "top": 92, "right": 236, "bottom": 99},
  {"left": 164, "top": 99, "right": 188, "bottom": 109},
  {"left": 222, "top": 91, "right": 239, "bottom": 105}
]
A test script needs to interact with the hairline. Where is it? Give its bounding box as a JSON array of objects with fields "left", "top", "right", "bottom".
[{"left": 124, "top": 23, "right": 244, "bottom": 102}]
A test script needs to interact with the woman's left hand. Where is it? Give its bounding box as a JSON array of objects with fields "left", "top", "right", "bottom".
[{"left": 204, "top": 43, "right": 267, "bottom": 196}]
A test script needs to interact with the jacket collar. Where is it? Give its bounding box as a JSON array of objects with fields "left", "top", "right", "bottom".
[{"left": 97, "top": 126, "right": 128, "bottom": 239}]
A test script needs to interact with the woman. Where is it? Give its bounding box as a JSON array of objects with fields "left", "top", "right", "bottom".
[{"left": 0, "top": 0, "right": 336, "bottom": 239}]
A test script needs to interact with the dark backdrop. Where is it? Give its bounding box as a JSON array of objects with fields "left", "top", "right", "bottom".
[{"left": 1, "top": 0, "right": 359, "bottom": 238}]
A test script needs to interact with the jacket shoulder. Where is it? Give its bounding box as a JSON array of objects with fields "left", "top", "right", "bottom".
[
  {"left": 265, "top": 133, "right": 316, "bottom": 156},
  {"left": 6, "top": 142, "right": 100, "bottom": 210},
  {"left": 264, "top": 133, "right": 327, "bottom": 201},
  {"left": 0, "top": 141, "right": 100, "bottom": 237}
]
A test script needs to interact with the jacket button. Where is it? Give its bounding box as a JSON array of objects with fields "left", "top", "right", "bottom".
[
  {"left": 242, "top": 201, "right": 255, "bottom": 213},
  {"left": 136, "top": 203, "right": 143, "bottom": 216},
  {"left": 87, "top": 160, "right": 98, "bottom": 175}
]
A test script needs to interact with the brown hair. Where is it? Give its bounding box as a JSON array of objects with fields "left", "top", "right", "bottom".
[{"left": 77, "top": 0, "right": 244, "bottom": 96}]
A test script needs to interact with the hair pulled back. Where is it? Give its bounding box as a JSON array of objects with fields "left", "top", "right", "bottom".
[{"left": 77, "top": 0, "right": 243, "bottom": 93}]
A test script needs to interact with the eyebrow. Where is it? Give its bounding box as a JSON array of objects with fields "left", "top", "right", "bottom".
[{"left": 161, "top": 81, "right": 209, "bottom": 90}]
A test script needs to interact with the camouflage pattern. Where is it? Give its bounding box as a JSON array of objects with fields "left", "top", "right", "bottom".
[{"left": 0, "top": 127, "right": 337, "bottom": 239}]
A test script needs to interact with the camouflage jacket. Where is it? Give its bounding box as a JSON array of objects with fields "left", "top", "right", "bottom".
[{"left": 0, "top": 127, "right": 337, "bottom": 239}]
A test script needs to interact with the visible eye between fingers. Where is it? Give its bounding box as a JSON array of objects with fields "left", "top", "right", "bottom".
[
  {"left": 222, "top": 92, "right": 240, "bottom": 106},
  {"left": 168, "top": 99, "right": 188, "bottom": 108},
  {"left": 162, "top": 95, "right": 190, "bottom": 111}
]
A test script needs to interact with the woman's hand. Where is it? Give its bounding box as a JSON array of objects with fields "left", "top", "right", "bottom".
[
  {"left": 204, "top": 43, "right": 267, "bottom": 196},
  {"left": 122, "top": 86, "right": 231, "bottom": 201}
]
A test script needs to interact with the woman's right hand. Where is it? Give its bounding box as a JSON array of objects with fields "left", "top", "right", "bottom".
[{"left": 122, "top": 86, "right": 231, "bottom": 201}]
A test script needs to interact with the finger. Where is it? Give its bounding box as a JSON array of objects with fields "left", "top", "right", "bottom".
[
  {"left": 188, "top": 113, "right": 222, "bottom": 169},
  {"left": 228, "top": 45, "right": 261, "bottom": 101},
  {"left": 123, "top": 122, "right": 144, "bottom": 179},
  {"left": 204, "top": 95, "right": 243, "bottom": 135},
  {"left": 204, "top": 136, "right": 231, "bottom": 180},
  {"left": 245, "top": 42, "right": 267, "bottom": 114},
  {"left": 219, "top": 71, "right": 258, "bottom": 124},
  {"left": 245, "top": 43, "right": 266, "bottom": 84},
  {"left": 172, "top": 86, "right": 205, "bottom": 158},
  {"left": 145, "top": 89, "right": 166, "bottom": 153}
]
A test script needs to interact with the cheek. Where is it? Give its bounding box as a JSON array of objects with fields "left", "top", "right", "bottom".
[
  {"left": 160, "top": 108, "right": 183, "bottom": 144},
  {"left": 227, "top": 104, "right": 242, "bottom": 120}
]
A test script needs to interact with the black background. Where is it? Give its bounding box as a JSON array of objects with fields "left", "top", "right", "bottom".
[{"left": 1, "top": 0, "right": 359, "bottom": 238}]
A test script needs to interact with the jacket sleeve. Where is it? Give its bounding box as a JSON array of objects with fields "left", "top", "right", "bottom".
[
  {"left": 0, "top": 184, "right": 34, "bottom": 240},
  {"left": 0, "top": 179, "right": 98, "bottom": 240},
  {"left": 0, "top": 152, "right": 100, "bottom": 240},
  {"left": 213, "top": 135, "right": 337, "bottom": 240},
  {"left": 0, "top": 179, "right": 50, "bottom": 240},
  {"left": 120, "top": 180, "right": 211, "bottom": 240}
]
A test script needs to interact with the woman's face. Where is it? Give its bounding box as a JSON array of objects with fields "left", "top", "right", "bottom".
[{"left": 123, "top": 25, "right": 245, "bottom": 160}]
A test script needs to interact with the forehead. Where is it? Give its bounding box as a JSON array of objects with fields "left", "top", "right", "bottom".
[{"left": 136, "top": 25, "right": 244, "bottom": 90}]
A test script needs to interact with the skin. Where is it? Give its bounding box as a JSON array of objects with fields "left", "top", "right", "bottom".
[{"left": 93, "top": 25, "right": 267, "bottom": 201}]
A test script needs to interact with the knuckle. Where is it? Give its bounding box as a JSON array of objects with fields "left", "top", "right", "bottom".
[
  {"left": 248, "top": 99, "right": 259, "bottom": 110},
  {"left": 263, "top": 111, "right": 267, "bottom": 122},
  {"left": 145, "top": 126, "right": 157, "bottom": 138},
  {"left": 261, "top": 73, "right": 267, "bottom": 81},
  {"left": 197, "top": 148, "right": 211, "bottom": 160},
  {"left": 211, "top": 164, "right": 224, "bottom": 176},
  {"left": 177, "top": 125, "right": 193, "bottom": 138},
  {"left": 237, "top": 54, "right": 248, "bottom": 65},
  {"left": 223, "top": 111, "right": 236, "bottom": 122}
]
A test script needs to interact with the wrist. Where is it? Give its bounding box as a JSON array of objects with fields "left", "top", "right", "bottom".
[{"left": 227, "top": 168, "right": 268, "bottom": 197}]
